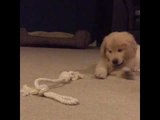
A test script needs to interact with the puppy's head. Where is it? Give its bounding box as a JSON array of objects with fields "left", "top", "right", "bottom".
[{"left": 100, "top": 32, "right": 137, "bottom": 67}]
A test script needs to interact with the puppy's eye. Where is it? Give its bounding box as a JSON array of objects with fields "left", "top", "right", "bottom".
[
  {"left": 118, "top": 49, "right": 123, "bottom": 52},
  {"left": 108, "top": 50, "right": 112, "bottom": 53}
]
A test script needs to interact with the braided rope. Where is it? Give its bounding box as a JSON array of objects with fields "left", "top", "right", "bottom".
[{"left": 20, "top": 71, "right": 83, "bottom": 105}]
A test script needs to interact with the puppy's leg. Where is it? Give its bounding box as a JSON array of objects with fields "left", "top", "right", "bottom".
[
  {"left": 133, "top": 45, "right": 140, "bottom": 72},
  {"left": 110, "top": 68, "right": 135, "bottom": 80},
  {"left": 95, "top": 58, "right": 108, "bottom": 79}
]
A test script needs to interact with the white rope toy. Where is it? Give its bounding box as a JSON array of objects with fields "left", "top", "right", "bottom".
[{"left": 20, "top": 71, "right": 84, "bottom": 105}]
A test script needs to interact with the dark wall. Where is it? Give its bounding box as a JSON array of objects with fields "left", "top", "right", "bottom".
[
  {"left": 20, "top": 0, "right": 97, "bottom": 34},
  {"left": 95, "top": 0, "right": 113, "bottom": 46},
  {"left": 20, "top": 0, "right": 113, "bottom": 44},
  {"left": 20, "top": 0, "right": 139, "bottom": 46}
]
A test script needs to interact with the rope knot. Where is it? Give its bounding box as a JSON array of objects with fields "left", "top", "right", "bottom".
[
  {"left": 21, "top": 71, "right": 84, "bottom": 105},
  {"left": 36, "top": 84, "right": 49, "bottom": 96}
]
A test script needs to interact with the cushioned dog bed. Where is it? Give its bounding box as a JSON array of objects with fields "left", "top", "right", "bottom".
[{"left": 20, "top": 28, "right": 91, "bottom": 49}]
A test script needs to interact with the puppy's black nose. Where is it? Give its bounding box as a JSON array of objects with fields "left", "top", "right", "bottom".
[{"left": 112, "top": 59, "right": 118, "bottom": 65}]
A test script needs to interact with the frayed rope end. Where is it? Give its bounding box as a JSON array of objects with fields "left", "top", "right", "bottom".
[{"left": 20, "top": 85, "right": 38, "bottom": 96}]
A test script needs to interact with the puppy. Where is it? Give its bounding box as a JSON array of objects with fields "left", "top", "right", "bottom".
[{"left": 95, "top": 32, "right": 140, "bottom": 80}]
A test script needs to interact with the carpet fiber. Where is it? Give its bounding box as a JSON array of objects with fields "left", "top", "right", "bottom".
[{"left": 20, "top": 46, "right": 140, "bottom": 120}]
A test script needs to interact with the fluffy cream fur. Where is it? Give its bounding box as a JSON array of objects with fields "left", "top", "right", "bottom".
[{"left": 95, "top": 32, "right": 140, "bottom": 79}]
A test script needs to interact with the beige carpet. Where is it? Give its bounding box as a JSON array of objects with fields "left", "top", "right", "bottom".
[{"left": 20, "top": 46, "right": 140, "bottom": 120}]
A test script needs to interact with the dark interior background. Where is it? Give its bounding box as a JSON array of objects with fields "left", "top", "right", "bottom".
[{"left": 20, "top": 0, "right": 140, "bottom": 47}]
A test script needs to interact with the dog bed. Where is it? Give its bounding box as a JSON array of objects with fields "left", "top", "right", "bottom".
[{"left": 20, "top": 28, "right": 91, "bottom": 48}]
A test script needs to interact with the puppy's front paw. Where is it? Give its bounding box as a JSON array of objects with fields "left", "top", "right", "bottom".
[
  {"left": 133, "top": 67, "right": 140, "bottom": 72},
  {"left": 123, "top": 71, "right": 135, "bottom": 80},
  {"left": 95, "top": 68, "right": 107, "bottom": 79}
]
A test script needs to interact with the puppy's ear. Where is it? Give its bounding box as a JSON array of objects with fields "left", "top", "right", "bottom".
[
  {"left": 130, "top": 37, "right": 137, "bottom": 52},
  {"left": 126, "top": 37, "right": 138, "bottom": 59},
  {"left": 100, "top": 37, "right": 107, "bottom": 58}
]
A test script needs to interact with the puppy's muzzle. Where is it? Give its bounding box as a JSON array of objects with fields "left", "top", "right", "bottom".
[
  {"left": 112, "top": 59, "right": 118, "bottom": 65},
  {"left": 112, "top": 59, "right": 124, "bottom": 66}
]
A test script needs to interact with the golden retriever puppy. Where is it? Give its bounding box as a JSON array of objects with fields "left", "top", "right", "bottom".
[{"left": 95, "top": 32, "right": 140, "bottom": 79}]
